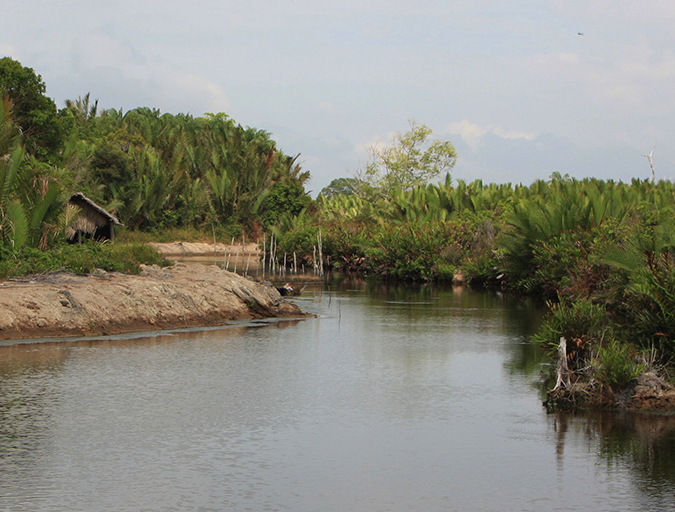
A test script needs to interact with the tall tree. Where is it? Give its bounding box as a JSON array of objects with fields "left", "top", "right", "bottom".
[
  {"left": 0, "top": 57, "right": 61, "bottom": 159},
  {"left": 359, "top": 119, "right": 457, "bottom": 199}
]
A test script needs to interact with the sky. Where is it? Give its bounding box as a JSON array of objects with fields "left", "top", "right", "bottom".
[{"left": 2, "top": 0, "right": 675, "bottom": 195}]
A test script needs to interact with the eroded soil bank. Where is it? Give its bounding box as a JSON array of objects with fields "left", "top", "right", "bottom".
[
  {"left": 547, "top": 372, "right": 675, "bottom": 412},
  {"left": 0, "top": 263, "right": 307, "bottom": 342}
]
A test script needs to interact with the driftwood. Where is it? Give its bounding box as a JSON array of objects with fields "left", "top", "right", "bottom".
[
  {"left": 230, "top": 285, "right": 275, "bottom": 316},
  {"left": 552, "top": 336, "right": 571, "bottom": 391}
]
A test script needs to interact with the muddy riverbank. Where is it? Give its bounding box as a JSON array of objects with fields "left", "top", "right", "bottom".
[{"left": 0, "top": 263, "right": 307, "bottom": 342}]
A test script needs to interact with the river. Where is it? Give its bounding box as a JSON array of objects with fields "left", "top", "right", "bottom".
[{"left": 1, "top": 277, "right": 674, "bottom": 511}]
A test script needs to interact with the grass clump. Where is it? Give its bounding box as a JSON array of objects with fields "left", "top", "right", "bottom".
[{"left": 0, "top": 241, "right": 169, "bottom": 280}]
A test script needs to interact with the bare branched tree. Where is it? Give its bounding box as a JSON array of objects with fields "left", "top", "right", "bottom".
[{"left": 642, "top": 144, "right": 656, "bottom": 183}]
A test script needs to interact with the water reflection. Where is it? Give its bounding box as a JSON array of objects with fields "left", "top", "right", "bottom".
[
  {"left": 551, "top": 411, "right": 675, "bottom": 508},
  {"left": 1, "top": 279, "right": 674, "bottom": 511}
]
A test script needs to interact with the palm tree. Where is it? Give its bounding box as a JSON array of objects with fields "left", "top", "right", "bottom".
[{"left": 64, "top": 92, "right": 99, "bottom": 128}]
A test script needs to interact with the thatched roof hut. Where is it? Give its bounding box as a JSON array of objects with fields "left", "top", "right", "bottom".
[{"left": 66, "top": 193, "right": 122, "bottom": 243}]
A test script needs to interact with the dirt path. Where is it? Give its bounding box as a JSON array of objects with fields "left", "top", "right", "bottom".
[{"left": 0, "top": 264, "right": 307, "bottom": 342}]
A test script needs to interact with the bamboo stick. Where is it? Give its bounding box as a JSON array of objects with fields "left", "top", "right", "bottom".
[
  {"left": 233, "top": 237, "right": 241, "bottom": 273},
  {"left": 212, "top": 224, "right": 218, "bottom": 265},
  {"left": 226, "top": 236, "right": 235, "bottom": 269},
  {"left": 318, "top": 228, "right": 324, "bottom": 277}
]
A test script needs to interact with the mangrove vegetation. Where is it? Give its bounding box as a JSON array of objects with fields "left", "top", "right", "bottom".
[{"left": 2, "top": 56, "right": 675, "bottom": 404}]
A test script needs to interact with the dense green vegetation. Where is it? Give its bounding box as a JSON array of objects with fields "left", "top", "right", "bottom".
[
  {"left": 2, "top": 56, "right": 674, "bottom": 397},
  {"left": 271, "top": 122, "right": 675, "bottom": 393},
  {"left": 287, "top": 132, "right": 675, "bottom": 397},
  {"left": 308, "top": 173, "right": 675, "bottom": 397},
  {"left": 0, "top": 57, "right": 309, "bottom": 257},
  {"left": 1, "top": 57, "right": 310, "bottom": 279}
]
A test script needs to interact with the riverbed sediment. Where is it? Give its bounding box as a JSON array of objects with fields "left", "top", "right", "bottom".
[{"left": 0, "top": 263, "right": 307, "bottom": 341}]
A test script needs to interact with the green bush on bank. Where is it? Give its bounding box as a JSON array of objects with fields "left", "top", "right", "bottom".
[
  {"left": 365, "top": 222, "right": 450, "bottom": 280},
  {"left": 532, "top": 297, "right": 607, "bottom": 359},
  {"left": 594, "top": 339, "right": 645, "bottom": 394}
]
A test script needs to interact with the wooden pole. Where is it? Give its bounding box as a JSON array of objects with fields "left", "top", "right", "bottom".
[
  {"left": 262, "top": 235, "right": 266, "bottom": 278},
  {"left": 226, "top": 236, "right": 235, "bottom": 269},
  {"left": 212, "top": 224, "right": 217, "bottom": 265},
  {"left": 317, "top": 228, "right": 324, "bottom": 277},
  {"left": 233, "top": 237, "right": 241, "bottom": 273}
]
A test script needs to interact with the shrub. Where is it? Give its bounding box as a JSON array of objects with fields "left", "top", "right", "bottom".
[
  {"left": 594, "top": 338, "right": 645, "bottom": 393},
  {"left": 366, "top": 222, "right": 447, "bottom": 280},
  {"left": 435, "top": 263, "right": 456, "bottom": 282},
  {"left": 532, "top": 297, "right": 607, "bottom": 366}
]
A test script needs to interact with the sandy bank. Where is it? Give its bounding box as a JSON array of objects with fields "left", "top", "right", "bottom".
[
  {"left": 150, "top": 242, "right": 260, "bottom": 258},
  {"left": 0, "top": 263, "right": 308, "bottom": 342}
]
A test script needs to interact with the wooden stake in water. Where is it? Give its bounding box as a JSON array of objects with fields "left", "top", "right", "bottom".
[
  {"left": 272, "top": 236, "right": 277, "bottom": 275},
  {"left": 233, "top": 236, "right": 244, "bottom": 274},
  {"left": 317, "top": 228, "right": 324, "bottom": 277},
  {"left": 313, "top": 246, "right": 317, "bottom": 275},
  {"left": 226, "top": 237, "right": 235, "bottom": 269},
  {"left": 240, "top": 236, "right": 244, "bottom": 268},
  {"left": 262, "top": 235, "right": 266, "bottom": 278},
  {"left": 212, "top": 224, "right": 218, "bottom": 265}
]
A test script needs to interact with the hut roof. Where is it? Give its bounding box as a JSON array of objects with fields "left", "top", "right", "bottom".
[{"left": 69, "top": 193, "right": 122, "bottom": 226}]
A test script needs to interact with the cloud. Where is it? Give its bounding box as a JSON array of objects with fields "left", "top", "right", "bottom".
[
  {"left": 67, "top": 32, "right": 230, "bottom": 114},
  {"left": 167, "top": 72, "right": 231, "bottom": 113},
  {"left": 506, "top": 33, "right": 675, "bottom": 145},
  {"left": 360, "top": 23, "right": 389, "bottom": 41},
  {"left": 450, "top": 130, "right": 657, "bottom": 187},
  {"left": 446, "top": 120, "right": 535, "bottom": 151},
  {"left": 0, "top": 45, "right": 17, "bottom": 58},
  {"left": 548, "top": 0, "right": 675, "bottom": 28},
  {"left": 315, "top": 101, "right": 338, "bottom": 114},
  {"left": 618, "top": 48, "right": 675, "bottom": 79}
]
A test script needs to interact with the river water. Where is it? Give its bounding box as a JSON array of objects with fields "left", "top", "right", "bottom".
[{"left": 1, "top": 278, "right": 674, "bottom": 511}]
